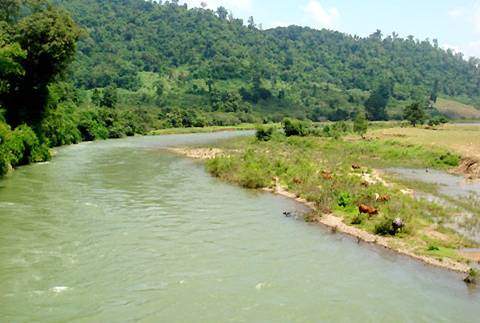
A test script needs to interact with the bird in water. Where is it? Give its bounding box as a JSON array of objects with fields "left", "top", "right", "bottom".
[{"left": 283, "top": 211, "right": 293, "bottom": 217}]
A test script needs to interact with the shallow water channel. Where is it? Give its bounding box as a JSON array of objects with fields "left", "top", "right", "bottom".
[{"left": 1, "top": 132, "right": 479, "bottom": 322}]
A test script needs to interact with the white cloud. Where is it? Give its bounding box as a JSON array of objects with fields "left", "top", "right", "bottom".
[
  {"left": 181, "top": 0, "right": 252, "bottom": 12},
  {"left": 443, "top": 41, "right": 480, "bottom": 59},
  {"left": 303, "top": 0, "right": 339, "bottom": 30}
]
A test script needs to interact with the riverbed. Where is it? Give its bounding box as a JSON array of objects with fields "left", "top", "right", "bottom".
[{"left": 1, "top": 132, "right": 479, "bottom": 322}]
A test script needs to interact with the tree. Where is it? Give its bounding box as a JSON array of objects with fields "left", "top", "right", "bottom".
[
  {"left": 100, "top": 86, "right": 118, "bottom": 108},
  {"left": 403, "top": 102, "right": 426, "bottom": 127},
  {"left": 365, "top": 83, "right": 390, "bottom": 121},
  {"left": 353, "top": 111, "right": 368, "bottom": 138},
  {"left": 3, "top": 5, "right": 81, "bottom": 125},
  {"left": 91, "top": 88, "right": 102, "bottom": 106},
  {"left": 430, "top": 79, "right": 439, "bottom": 103},
  {"left": 0, "top": 0, "right": 21, "bottom": 23},
  {"left": 216, "top": 6, "right": 228, "bottom": 20},
  {"left": 248, "top": 16, "right": 255, "bottom": 29}
]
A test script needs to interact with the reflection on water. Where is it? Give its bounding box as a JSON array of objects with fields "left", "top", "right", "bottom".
[{"left": 1, "top": 133, "right": 479, "bottom": 322}]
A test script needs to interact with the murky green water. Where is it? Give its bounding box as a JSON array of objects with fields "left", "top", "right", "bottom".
[{"left": 1, "top": 132, "right": 479, "bottom": 322}]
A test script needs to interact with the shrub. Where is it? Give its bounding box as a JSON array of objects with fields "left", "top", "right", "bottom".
[
  {"left": 351, "top": 214, "right": 363, "bottom": 225},
  {"left": 282, "top": 118, "right": 309, "bottom": 137},
  {"left": 438, "top": 152, "right": 460, "bottom": 167},
  {"left": 6, "top": 125, "right": 50, "bottom": 167},
  {"left": 374, "top": 217, "right": 396, "bottom": 236},
  {"left": 77, "top": 109, "right": 109, "bottom": 141},
  {"left": 255, "top": 125, "right": 276, "bottom": 141},
  {"left": 41, "top": 102, "right": 82, "bottom": 146},
  {"left": 374, "top": 216, "right": 405, "bottom": 236},
  {"left": 353, "top": 112, "right": 368, "bottom": 138},
  {"left": 337, "top": 192, "right": 353, "bottom": 207}
]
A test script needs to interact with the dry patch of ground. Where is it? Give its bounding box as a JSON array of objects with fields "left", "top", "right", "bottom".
[
  {"left": 370, "top": 125, "right": 480, "bottom": 179},
  {"left": 168, "top": 147, "right": 223, "bottom": 159},
  {"left": 370, "top": 125, "right": 480, "bottom": 160}
]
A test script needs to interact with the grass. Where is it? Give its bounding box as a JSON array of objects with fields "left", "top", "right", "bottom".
[
  {"left": 148, "top": 124, "right": 258, "bottom": 135},
  {"left": 202, "top": 129, "right": 479, "bottom": 267},
  {"left": 369, "top": 124, "right": 480, "bottom": 159}
]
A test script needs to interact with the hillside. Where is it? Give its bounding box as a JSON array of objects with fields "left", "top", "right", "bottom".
[
  {"left": 55, "top": 0, "right": 480, "bottom": 120},
  {"left": 434, "top": 98, "right": 480, "bottom": 120}
]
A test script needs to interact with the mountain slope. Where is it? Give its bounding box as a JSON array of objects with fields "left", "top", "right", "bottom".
[{"left": 56, "top": 0, "right": 480, "bottom": 119}]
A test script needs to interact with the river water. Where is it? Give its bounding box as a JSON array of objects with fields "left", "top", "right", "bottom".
[{"left": 1, "top": 132, "right": 479, "bottom": 322}]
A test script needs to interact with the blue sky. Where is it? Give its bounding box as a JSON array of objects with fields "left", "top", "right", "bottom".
[{"left": 182, "top": 0, "right": 480, "bottom": 58}]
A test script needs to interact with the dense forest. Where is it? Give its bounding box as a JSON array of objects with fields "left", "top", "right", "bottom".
[
  {"left": 56, "top": 0, "right": 480, "bottom": 121},
  {"left": 1, "top": 0, "right": 480, "bottom": 176}
]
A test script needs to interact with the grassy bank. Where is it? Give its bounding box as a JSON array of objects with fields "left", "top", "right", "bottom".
[
  {"left": 369, "top": 125, "right": 480, "bottom": 160},
  {"left": 199, "top": 128, "right": 480, "bottom": 272},
  {"left": 148, "top": 124, "right": 258, "bottom": 135}
]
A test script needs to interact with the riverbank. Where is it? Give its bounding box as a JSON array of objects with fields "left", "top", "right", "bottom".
[
  {"left": 148, "top": 124, "right": 258, "bottom": 136},
  {"left": 173, "top": 129, "right": 480, "bottom": 275}
]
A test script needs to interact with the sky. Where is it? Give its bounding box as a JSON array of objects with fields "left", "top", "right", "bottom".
[{"left": 181, "top": 0, "right": 480, "bottom": 59}]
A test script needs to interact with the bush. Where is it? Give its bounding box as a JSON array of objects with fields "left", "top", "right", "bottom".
[
  {"left": 41, "top": 102, "right": 82, "bottom": 146},
  {"left": 337, "top": 192, "right": 353, "bottom": 207},
  {"left": 282, "top": 118, "right": 309, "bottom": 137},
  {"left": 255, "top": 125, "right": 276, "bottom": 141},
  {"left": 374, "top": 216, "right": 405, "bottom": 236},
  {"left": 438, "top": 152, "right": 460, "bottom": 167},
  {"left": 77, "top": 109, "right": 109, "bottom": 141},
  {"left": 6, "top": 125, "right": 50, "bottom": 167},
  {"left": 374, "top": 217, "right": 396, "bottom": 236},
  {"left": 351, "top": 214, "right": 363, "bottom": 225}
]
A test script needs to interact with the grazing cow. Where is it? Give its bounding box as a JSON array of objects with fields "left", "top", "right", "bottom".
[
  {"left": 359, "top": 204, "right": 378, "bottom": 216},
  {"left": 321, "top": 170, "right": 333, "bottom": 180},
  {"left": 376, "top": 194, "right": 391, "bottom": 202}
]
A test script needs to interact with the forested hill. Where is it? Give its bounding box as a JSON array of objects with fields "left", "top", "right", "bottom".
[{"left": 56, "top": 0, "right": 480, "bottom": 119}]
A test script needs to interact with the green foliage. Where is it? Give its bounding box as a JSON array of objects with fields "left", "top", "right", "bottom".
[
  {"left": 6, "top": 124, "right": 50, "bottom": 166},
  {"left": 374, "top": 216, "right": 399, "bottom": 236},
  {"left": 321, "top": 122, "right": 351, "bottom": 139},
  {"left": 365, "top": 84, "right": 390, "bottom": 121},
  {"left": 100, "top": 86, "right": 118, "bottom": 108},
  {"left": 52, "top": 0, "right": 480, "bottom": 121},
  {"left": 2, "top": 4, "right": 81, "bottom": 125},
  {"left": 255, "top": 124, "right": 276, "bottom": 141},
  {"left": 282, "top": 118, "right": 309, "bottom": 137},
  {"left": 404, "top": 102, "right": 427, "bottom": 127},
  {"left": 353, "top": 112, "right": 368, "bottom": 138},
  {"left": 427, "top": 115, "right": 449, "bottom": 127},
  {"left": 437, "top": 152, "right": 460, "bottom": 167},
  {"left": 77, "top": 108, "right": 109, "bottom": 141},
  {"left": 41, "top": 102, "right": 81, "bottom": 146},
  {"left": 337, "top": 192, "right": 353, "bottom": 208}
]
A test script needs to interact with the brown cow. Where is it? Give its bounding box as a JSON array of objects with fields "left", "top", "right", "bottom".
[
  {"left": 321, "top": 170, "right": 333, "bottom": 180},
  {"left": 377, "top": 194, "right": 391, "bottom": 202},
  {"left": 359, "top": 204, "right": 379, "bottom": 216}
]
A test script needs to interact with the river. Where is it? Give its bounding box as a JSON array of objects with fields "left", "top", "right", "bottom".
[{"left": 0, "top": 132, "right": 479, "bottom": 322}]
